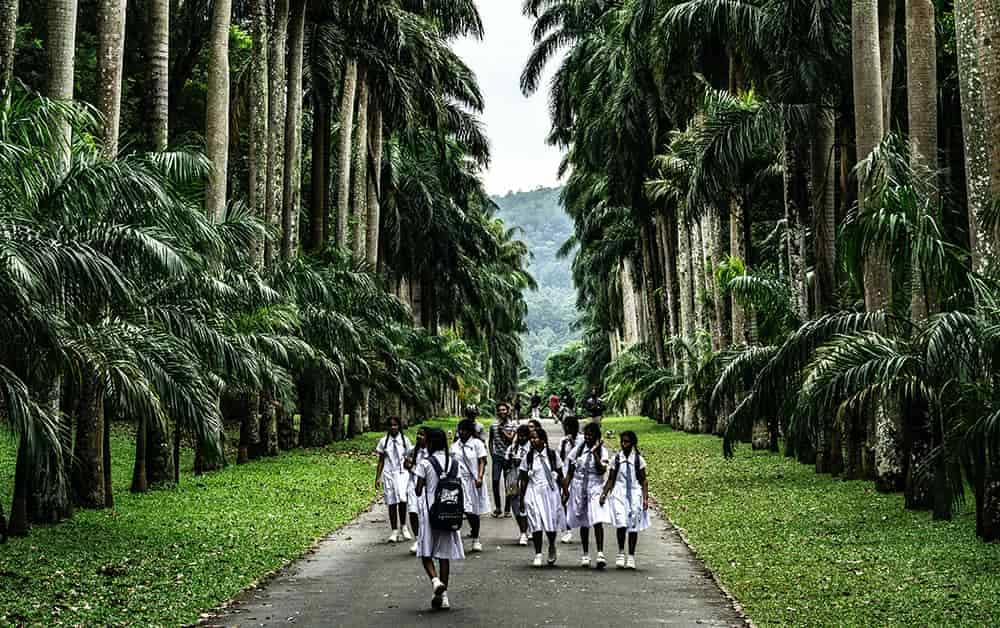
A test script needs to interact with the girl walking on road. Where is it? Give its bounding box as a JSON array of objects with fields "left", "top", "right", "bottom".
[
  {"left": 505, "top": 424, "right": 532, "bottom": 546},
  {"left": 558, "top": 417, "right": 584, "bottom": 544},
  {"left": 563, "top": 422, "right": 611, "bottom": 569},
  {"left": 518, "top": 427, "right": 566, "bottom": 567},
  {"left": 600, "top": 430, "right": 650, "bottom": 569},
  {"left": 414, "top": 428, "right": 464, "bottom": 610},
  {"left": 451, "top": 419, "right": 490, "bottom": 552},
  {"left": 374, "top": 416, "right": 412, "bottom": 544},
  {"left": 404, "top": 426, "right": 430, "bottom": 554}
]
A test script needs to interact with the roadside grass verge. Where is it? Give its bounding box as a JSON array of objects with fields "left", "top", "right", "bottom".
[
  {"left": 0, "top": 418, "right": 456, "bottom": 626},
  {"left": 602, "top": 417, "right": 1000, "bottom": 627}
]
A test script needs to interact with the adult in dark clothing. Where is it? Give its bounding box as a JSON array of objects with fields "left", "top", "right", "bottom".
[
  {"left": 530, "top": 391, "right": 542, "bottom": 419},
  {"left": 584, "top": 390, "right": 606, "bottom": 424},
  {"left": 562, "top": 389, "right": 576, "bottom": 410}
]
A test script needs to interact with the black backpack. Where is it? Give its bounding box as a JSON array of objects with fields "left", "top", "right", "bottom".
[{"left": 426, "top": 453, "right": 464, "bottom": 531}]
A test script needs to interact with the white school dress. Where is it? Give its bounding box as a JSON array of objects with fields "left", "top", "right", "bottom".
[
  {"left": 406, "top": 447, "right": 430, "bottom": 515},
  {"left": 557, "top": 434, "right": 584, "bottom": 474},
  {"left": 518, "top": 447, "right": 566, "bottom": 534},
  {"left": 414, "top": 452, "right": 466, "bottom": 560},
  {"left": 565, "top": 442, "right": 612, "bottom": 529},
  {"left": 375, "top": 433, "right": 412, "bottom": 506},
  {"left": 450, "top": 438, "right": 491, "bottom": 515},
  {"left": 608, "top": 450, "right": 651, "bottom": 532}
]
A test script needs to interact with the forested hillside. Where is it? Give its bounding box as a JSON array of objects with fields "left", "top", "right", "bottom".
[{"left": 493, "top": 187, "right": 579, "bottom": 376}]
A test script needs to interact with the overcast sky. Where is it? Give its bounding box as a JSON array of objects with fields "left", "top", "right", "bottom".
[{"left": 453, "top": 2, "right": 564, "bottom": 196}]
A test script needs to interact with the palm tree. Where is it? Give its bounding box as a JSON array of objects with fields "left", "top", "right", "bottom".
[
  {"left": 265, "top": 0, "right": 289, "bottom": 267},
  {"left": 281, "top": 0, "right": 307, "bottom": 260},
  {"left": 0, "top": 0, "right": 16, "bottom": 101},
  {"left": 335, "top": 58, "right": 359, "bottom": 249},
  {"left": 248, "top": 0, "right": 269, "bottom": 267},
  {"left": 147, "top": 0, "right": 168, "bottom": 151},
  {"left": 204, "top": 0, "right": 232, "bottom": 223}
]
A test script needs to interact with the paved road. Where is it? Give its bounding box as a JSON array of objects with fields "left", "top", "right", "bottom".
[{"left": 206, "top": 421, "right": 745, "bottom": 628}]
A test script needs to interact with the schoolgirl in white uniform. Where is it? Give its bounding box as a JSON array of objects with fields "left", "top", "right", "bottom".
[
  {"left": 504, "top": 424, "right": 532, "bottom": 546},
  {"left": 563, "top": 421, "right": 611, "bottom": 568},
  {"left": 374, "top": 416, "right": 412, "bottom": 544},
  {"left": 414, "top": 428, "right": 464, "bottom": 610},
  {"left": 450, "top": 418, "right": 490, "bottom": 552},
  {"left": 403, "top": 426, "right": 430, "bottom": 554},
  {"left": 518, "top": 427, "right": 566, "bottom": 567},
  {"left": 557, "top": 416, "right": 584, "bottom": 543},
  {"left": 600, "top": 430, "right": 650, "bottom": 569}
]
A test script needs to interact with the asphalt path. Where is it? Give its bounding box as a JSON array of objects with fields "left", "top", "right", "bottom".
[{"left": 206, "top": 420, "right": 745, "bottom": 628}]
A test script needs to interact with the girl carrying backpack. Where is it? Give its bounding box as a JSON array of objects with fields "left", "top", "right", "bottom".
[
  {"left": 414, "top": 428, "right": 465, "bottom": 611},
  {"left": 403, "top": 426, "right": 430, "bottom": 554},
  {"left": 600, "top": 430, "right": 650, "bottom": 570},
  {"left": 562, "top": 422, "right": 612, "bottom": 569},
  {"left": 374, "top": 417, "right": 412, "bottom": 544},
  {"left": 517, "top": 427, "right": 566, "bottom": 567}
]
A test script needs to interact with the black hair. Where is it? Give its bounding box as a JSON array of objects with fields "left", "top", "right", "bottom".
[
  {"left": 528, "top": 418, "right": 542, "bottom": 431},
  {"left": 457, "top": 418, "right": 477, "bottom": 436},
  {"left": 516, "top": 424, "right": 531, "bottom": 439},
  {"left": 381, "top": 416, "right": 404, "bottom": 449},
  {"left": 563, "top": 416, "right": 579, "bottom": 436},
  {"left": 582, "top": 422, "right": 601, "bottom": 440},
  {"left": 414, "top": 425, "right": 429, "bottom": 449},
  {"left": 426, "top": 428, "right": 448, "bottom": 453},
  {"left": 617, "top": 430, "right": 644, "bottom": 480},
  {"left": 526, "top": 427, "right": 560, "bottom": 481}
]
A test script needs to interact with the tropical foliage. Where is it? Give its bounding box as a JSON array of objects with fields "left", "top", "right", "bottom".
[
  {"left": 524, "top": 0, "right": 1000, "bottom": 542},
  {"left": 0, "top": 0, "right": 530, "bottom": 541}
]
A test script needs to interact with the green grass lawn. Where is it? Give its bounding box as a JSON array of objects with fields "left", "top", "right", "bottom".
[
  {"left": 0, "top": 418, "right": 457, "bottom": 627},
  {"left": 601, "top": 417, "right": 1000, "bottom": 627}
]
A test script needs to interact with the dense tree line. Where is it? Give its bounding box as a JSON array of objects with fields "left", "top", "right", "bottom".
[
  {"left": 527, "top": 0, "right": 1000, "bottom": 541},
  {"left": 0, "top": 0, "right": 531, "bottom": 542}
]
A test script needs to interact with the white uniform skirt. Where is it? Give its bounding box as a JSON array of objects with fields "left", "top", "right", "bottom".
[
  {"left": 415, "top": 495, "right": 466, "bottom": 560},
  {"left": 460, "top": 474, "right": 492, "bottom": 515},
  {"left": 565, "top": 477, "right": 611, "bottom": 529},
  {"left": 608, "top": 487, "right": 651, "bottom": 532},
  {"left": 382, "top": 470, "right": 410, "bottom": 506},
  {"left": 523, "top": 483, "right": 566, "bottom": 534}
]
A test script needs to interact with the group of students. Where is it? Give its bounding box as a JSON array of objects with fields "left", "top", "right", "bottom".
[{"left": 373, "top": 405, "right": 651, "bottom": 611}]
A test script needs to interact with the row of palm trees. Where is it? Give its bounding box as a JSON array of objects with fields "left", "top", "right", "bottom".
[
  {"left": 526, "top": 0, "right": 1000, "bottom": 541},
  {"left": 0, "top": 0, "right": 532, "bottom": 542}
]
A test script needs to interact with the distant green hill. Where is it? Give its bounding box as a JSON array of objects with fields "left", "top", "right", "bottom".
[{"left": 493, "top": 186, "right": 579, "bottom": 376}]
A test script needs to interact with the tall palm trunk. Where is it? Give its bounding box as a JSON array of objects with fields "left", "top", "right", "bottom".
[
  {"left": 264, "top": 0, "right": 288, "bottom": 266},
  {"left": 71, "top": 374, "right": 105, "bottom": 507},
  {"left": 351, "top": 65, "right": 369, "bottom": 262},
  {"left": 0, "top": 0, "right": 16, "bottom": 101},
  {"left": 97, "top": 0, "right": 127, "bottom": 155},
  {"left": 677, "top": 220, "right": 696, "bottom": 431},
  {"left": 729, "top": 197, "right": 749, "bottom": 345},
  {"left": 878, "top": 0, "right": 896, "bottom": 130},
  {"left": 365, "top": 105, "right": 383, "bottom": 266},
  {"left": 48, "top": 0, "right": 77, "bottom": 163},
  {"left": 335, "top": 59, "right": 359, "bottom": 249},
  {"left": 690, "top": 218, "right": 707, "bottom": 334},
  {"left": 281, "top": 0, "right": 306, "bottom": 259},
  {"left": 655, "top": 212, "right": 679, "bottom": 340},
  {"left": 783, "top": 115, "right": 810, "bottom": 322},
  {"left": 854, "top": 0, "right": 903, "bottom": 491},
  {"left": 309, "top": 92, "right": 330, "bottom": 252},
  {"left": 248, "top": 0, "right": 268, "bottom": 266},
  {"left": 204, "top": 0, "right": 232, "bottom": 223},
  {"left": 147, "top": 0, "right": 167, "bottom": 151},
  {"left": 638, "top": 219, "right": 667, "bottom": 370},
  {"left": 705, "top": 209, "right": 727, "bottom": 351},
  {"left": 811, "top": 106, "right": 842, "bottom": 475}
]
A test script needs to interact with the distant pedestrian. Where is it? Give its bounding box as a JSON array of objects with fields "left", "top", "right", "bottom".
[
  {"left": 451, "top": 418, "right": 490, "bottom": 552},
  {"left": 414, "top": 428, "right": 464, "bottom": 610},
  {"left": 562, "top": 422, "right": 611, "bottom": 569},
  {"left": 548, "top": 392, "right": 561, "bottom": 419},
  {"left": 505, "top": 424, "right": 532, "bottom": 546},
  {"left": 583, "top": 389, "right": 606, "bottom": 424},
  {"left": 488, "top": 403, "right": 517, "bottom": 517},
  {"left": 518, "top": 427, "right": 566, "bottom": 567},
  {"left": 600, "top": 430, "right": 650, "bottom": 570},
  {"left": 404, "top": 426, "right": 430, "bottom": 554},
  {"left": 513, "top": 395, "right": 523, "bottom": 421},
  {"left": 374, "top": 416, "right": 412, "bottom": 544},
  {"left": 530, "top": 391, "right": 542, "bottom": 419}
]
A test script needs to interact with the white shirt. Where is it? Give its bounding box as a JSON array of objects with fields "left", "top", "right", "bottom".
[
  {"left": 450, "top": 438, "right": 487, "bottom": 480},
  {"left": 518, "top": 446, "right": 561, "bottom": 491},
  {"left": 567, "top": 442, "right": 610, "bottom": 481},
  {"left": 375, "top": 433, "right": 411, "bottom": 475},
  {"left": 612, "top": 450, "right": 647, "bottom": 491}
]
